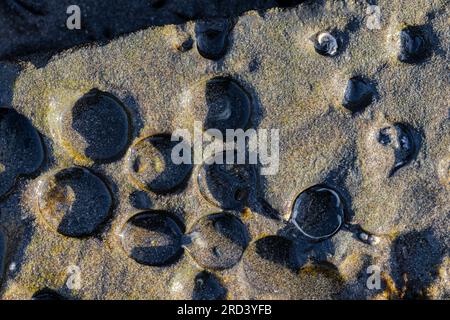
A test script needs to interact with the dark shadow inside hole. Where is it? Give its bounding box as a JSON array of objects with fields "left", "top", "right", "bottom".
[
  {"left": 192, "top": 271, "right": 227, "bottom": 300},
  {"left": 71, "top": 89, "right": 130, "bottom": 163},
  {"left": 195, "top": 19, "right": 232, "bottom": 60},
  {"left": 55, "top": 168, "right": 112, "bottom": 238},
  {"left": 342, "top": 76, "right": 375, "bottom": 113},
  {"left": 254, "top": 236, "right": 300, "bottom": 271},
  {"left": 209, "top": 213, "right": 250, "bottom": 248},
  {"left": 133, "top": 134, "right": 193, "bottom": 194},
  {"left": 32, "top": 288, "right": 65, "bottom": 300},
  {"left": 204, "top": 77, "right": 251, "bottom": 134},
  {"left": 388, "top": 123, "right": 421, "bottom": 177},
  {"left": 125, "top": 211, "right": 185, "bottom": 267},
  {"left": 129, "top": 190, "right": 153, "bottom": 210},
  {"left": 200, "top": 153, "right": 257, "bottom": 210},
  {"left": 391, "top": 228, "right": 444, "bottom": 299},
  {"left": 291, "top": 185, "right": 343, "bottom": 240},
  {"left": 0, "top": 107, "right": 44, "bottom": 198}
]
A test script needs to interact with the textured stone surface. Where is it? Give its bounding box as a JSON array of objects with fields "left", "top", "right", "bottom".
[{"left": 0, "top": 0, "right": 448, "bottom": 300}]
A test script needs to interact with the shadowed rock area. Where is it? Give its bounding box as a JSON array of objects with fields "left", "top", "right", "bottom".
[{"left": 0, "top": 0, "right": 306, "bottom": 60}]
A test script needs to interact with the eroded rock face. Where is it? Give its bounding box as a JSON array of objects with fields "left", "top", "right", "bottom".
[{"left": 0, "top": 0, "right": 447, "bottom": 300}]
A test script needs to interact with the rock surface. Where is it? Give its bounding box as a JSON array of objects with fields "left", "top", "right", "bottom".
[{"left": 0, "top": 0, "right": 448, "bottom": 300}]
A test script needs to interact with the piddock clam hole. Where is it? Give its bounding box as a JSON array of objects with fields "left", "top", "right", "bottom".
[
  {"left": 342, "top": 77, "right": 374, "bottom": 113},
  {"left": 127, "top": 134, "right": 192, "bottom": 194},
  {"left": 120, "top": 211, "right": 184, "bottom": 267},
  {"left": 204, "top": 77, "right": 251, "bottom": 135},
  {"left": 195, "top": 19, "right": 232, "bottom": 60},
  {"left": 36, "top": 167, "right": 112, "bottom": 238},
  {"left": 290, "top": 185, "right": 344, "bottom": 241},
  {"left": 61, "top": 89, "right": 130, "bottom": 162},
  {"left": 398, "top": 26, "right": 430, "bottom": 64},
  {"left": 197, "top": 151, "right": 256, "bottom": 210},
  {"left": 377, "top": 123, "right": 416, "bottom": 176}
]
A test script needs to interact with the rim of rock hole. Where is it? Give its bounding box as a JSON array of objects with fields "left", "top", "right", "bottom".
[{"left": 290, "top": 187, "right": 344, "bottom": 241}]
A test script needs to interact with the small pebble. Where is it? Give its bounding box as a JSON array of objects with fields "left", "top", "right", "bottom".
[
  {"left": 359, "top": 232, "right": 369, "bottom": 242},
  {"left": 368, "top": 235, "right": 380, "bottom": 245},
  {"left": 314, "top": 32, "right": 338, "bottom": 57}
]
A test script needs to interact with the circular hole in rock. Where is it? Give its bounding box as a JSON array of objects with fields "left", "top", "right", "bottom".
[
  {"left": 195, "top": 19, "right": 232, "bottom": 60},
  {"left": 398, "top": 26, "right": 430, "bottom": 64},
  {"left": 204, "top": 77, "right": 251, "bottom": 135},
  {"left": 36, "top": 167, "right": 112, "bottom": 238},
  {"left": 177, "top": 37, "right": 194, "bottom": 52},
  {"left": 193, "top": 271, "right": 227, "bottom": 300},
  {"left": 291, "top": 185, "right": 344, "bottom": 241},
  {"left": 120, "top": 211, "right": 184, "bottom": 267},
  {"left": 179, "top": 77, "right": 252, "bottom": 137},
  {"left": 187, "top": 212, "right": 249, "bottom": 270},
  {"left": 0, "top": 107, "right": 44, "bottom": 197},
  {"left": 342, "top": 77, "right": 374, "bottom": 113},
  {"left": 197, "top": 151, "right": 256, "bottom": 210},
  {"left": 127, "top": 134, "right": 192, "bottom": 194},
  {"left": 32, "top": 288, "right": 64, "bottom": 300},
  {"left": 61, "top": 89, "right": 130, "bottom": 162}
]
